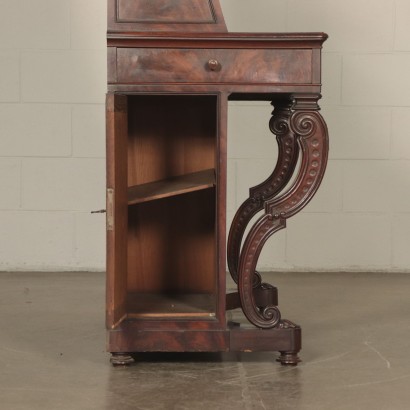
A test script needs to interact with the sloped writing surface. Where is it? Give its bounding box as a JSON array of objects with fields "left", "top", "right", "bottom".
[
  {"left": 118, "top": 0, "right": 215, "bottom": 23},
  {"left": 109, "top": 0, "right": 227, "bottom": 32}
]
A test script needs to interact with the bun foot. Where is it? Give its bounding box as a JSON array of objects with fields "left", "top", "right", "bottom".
[
  {"left": 110, "top": 353, "right": 135, "bottom": 366},
  {"left": 277, "top": 351, "right": 301, "bottom": 366}
]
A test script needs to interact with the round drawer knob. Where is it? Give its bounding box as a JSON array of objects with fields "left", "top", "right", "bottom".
[{"left": 207, "top": 59, "right": 221, "bottom": 71}]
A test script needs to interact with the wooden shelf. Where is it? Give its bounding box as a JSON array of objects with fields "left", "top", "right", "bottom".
[
  {"left": 128, "top": 169, "right": 215, "bottom": 205},
  {"left": 126, "top": 293, "right": 216, "bottom": 319}
]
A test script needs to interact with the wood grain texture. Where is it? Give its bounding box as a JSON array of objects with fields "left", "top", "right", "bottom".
[
  {"left": 216, "top": 93, "right": 227, "bottom": 325},
  {"left": 127, "top": 94, "right": 217, "bottom": 186},
  {"left": 127, "top": 169, "right": 215, "bottom": 205},
  {"left": 106, "top": 93, "right": 128, "bottom": 329},
  {"left": 108, "top": 328, "right": 229, "bottom": 352},
  {"left": 106, "top": 0, "right": 329, "bottom": 359},
  {"left": 118, "top": 0, "right": 215, "bottom": 23},
  {"left": 109, "top": 0, "right": 227, "bottom": 33},
  {"left": 126, "top": 293, "right": 216, "bottom": 318},
  {"left": 127, "top": 189, "right": 217, "bottom": 294},
  {"left": 107, "top": 32, "right": 328, "bottom": 48},
  {"left": 227, "top": 99, "right": 300, "bottom": 285},
  {"left": 125, "top": 94, "right": 218, "bottom": 299},
  {"left": 117, "top": 48, "right": 313, "bottom": 85},
  {"left": 229, "top": 326, "right": 301, "bottom": 353},
  {"left": 236, "top": 94, "right": 329, "bottom": 330}
]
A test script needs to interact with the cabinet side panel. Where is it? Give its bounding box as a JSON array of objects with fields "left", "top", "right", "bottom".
[
  {"left": 107, "top": 47, "right": 117, "bottom": 84},
  {"left": 216, "top": 93, "right": 228, "bottom": 323},
  {"left": 106, "top": 93, "right": 128, "bottom": 329}
]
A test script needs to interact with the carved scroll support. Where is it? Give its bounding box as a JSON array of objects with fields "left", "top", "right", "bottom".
[
  {"left": 236, "top": 93, "right": 329, "bottom": 329},
  {"left": 227, "top": 98, "right": 300, "bottom": 285}
]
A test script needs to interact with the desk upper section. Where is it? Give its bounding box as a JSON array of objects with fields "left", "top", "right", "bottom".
[
  {"left": 107, "top": 33, "right": 328, "bottom": 95},
  {"left": 108, "top": 0, "right": 227, "bottom": 33},
  {"left": 107, "top": 1, "right": 327, "bottom": 95}
]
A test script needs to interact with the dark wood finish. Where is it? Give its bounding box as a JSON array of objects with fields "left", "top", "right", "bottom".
[
  {"left": 116, "top": 48, "right": 312, "bottom": 85},
  {"left": 227, "top": 98, "right": 300, "bottom": 285},
  {"left": 226, "top": 285, "right": 278, "bottom": 311},
  {"left": 106, "top": 0, "right": 328, "bottom": 365},
  {"left": 107, "top": 33, "right": 326, "bottom": 96},
  {"left": 127, "top": 169, "right": 215, "bottom": 205},
  {"left": 109, "top": 328, "right": 230, "bottom": 352},
  {"left": 108, "top": 0, "right": 227, "bottom": 33},
  {"left": 110, "top": 352, "right": 135, "bottom": 366},
  {"left": 118, "top": 0, "right": 215, "bottom": 23},
  {"left": 226, "top": 93, "right": 329, "bottom": 331},
  {"left": 106, "top": 94, "right": 128, "bottom": 329},
  {"left": 123, "top": 93, "right": 219, "bottom": 304},
  {"left": 126, "top": 293, "right": 216, "bottom": 318},
  {"left": 216, "top": 93, "right": 228, "bottom": 326},
  {"left": 127, "top": 94, "right": 217, "bottom": 186},
  {"left": 229, "top": 322, "right": 301, "bottom": 365},
  {"left": 127, "top": 189, "right": 216, "bottom": 294}
]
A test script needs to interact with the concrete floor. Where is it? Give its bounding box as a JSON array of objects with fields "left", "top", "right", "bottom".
[{"left": 1, "top": 272, "right": 410, "bottom": 410}]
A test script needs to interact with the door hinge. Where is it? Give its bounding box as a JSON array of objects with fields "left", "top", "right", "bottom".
[{"left": 106, "top": 188, "right": 114, "bottom": 231}]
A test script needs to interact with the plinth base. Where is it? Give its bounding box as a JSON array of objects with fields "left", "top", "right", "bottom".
[{"left": 108, "top": 320, "right": 301, "bottom": 366}]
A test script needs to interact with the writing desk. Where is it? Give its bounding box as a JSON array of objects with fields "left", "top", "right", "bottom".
[{"left": 106, "top": 0, "right": 328, "bottom": 366}]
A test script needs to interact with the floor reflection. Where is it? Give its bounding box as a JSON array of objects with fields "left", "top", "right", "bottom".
[{"left": 104, "top": 352, "right": 302, "bottom": 410}]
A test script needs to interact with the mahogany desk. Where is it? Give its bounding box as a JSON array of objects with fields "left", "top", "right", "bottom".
[{"left": 105, "top": 0, "right": 328, "bottom": 366}]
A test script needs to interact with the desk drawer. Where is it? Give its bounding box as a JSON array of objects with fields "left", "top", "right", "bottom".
[{"left": 117, "top": 48, "right": 312, "bottom": 84}]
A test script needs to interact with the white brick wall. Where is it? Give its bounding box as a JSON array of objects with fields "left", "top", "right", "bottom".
[
  {"left": 222, "top": 0, "right": 410, "bottom": 272},
  {"left": 0, "top": 52, "right": 20, "bottom": 102},
  {"left": 0, "top": 0, "right": 409, "bottom": 272},
  {"left": 0, "top": 0, "right": 106, "bottom": 271}
]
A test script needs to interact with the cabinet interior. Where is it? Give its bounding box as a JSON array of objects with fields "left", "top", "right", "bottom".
[{"left": 124, "top": 94, "right": 218, "bottom": 318}]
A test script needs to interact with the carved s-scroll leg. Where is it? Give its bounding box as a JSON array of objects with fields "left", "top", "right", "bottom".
[
  {"left": 266, "top": 94, "right": 329, "bottom": 220},
  {"left": 238, "top": 214, "right": 286, "bottom": 328},
  {"left": 237, "top": 94, "right": 329, "bottom": 329},
  {"left": 227, "top": 100, "right": 299, "bottom": 285},
  {"left": 227, "top": 200, "right": 262, "bottom": 285}
]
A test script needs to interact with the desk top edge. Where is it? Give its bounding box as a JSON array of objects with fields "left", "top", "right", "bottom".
[
  {"left": 107, "top": 32, "right": 328, "bottom": 41},
  {"left": 107, "top": 32, "right": 328, "bottom": 49}
]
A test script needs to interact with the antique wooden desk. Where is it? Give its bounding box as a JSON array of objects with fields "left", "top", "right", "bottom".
[{"left": 106, "top": 0, "right": 328, "bottom": 366}]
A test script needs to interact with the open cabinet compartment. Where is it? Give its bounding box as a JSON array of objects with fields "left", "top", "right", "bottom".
[
  {"left": 107, "top": 94, "right": 220, "bottom": 327},
  {"left": 127, "top": 189, "right": 216, "bottom": 318}
]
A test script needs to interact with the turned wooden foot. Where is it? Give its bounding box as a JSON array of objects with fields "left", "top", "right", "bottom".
[
  {"left": 110, "top": 352, "right": 135, "bottom": 366},
  {"left": 277, "top": 351, "right": 301, "bottom": 366}
]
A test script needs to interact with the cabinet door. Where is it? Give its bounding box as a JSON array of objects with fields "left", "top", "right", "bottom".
[{"left": 106, "top": 93, "right": 128, "bottom": 329}]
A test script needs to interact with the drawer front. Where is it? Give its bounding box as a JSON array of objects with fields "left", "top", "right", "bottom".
[{"left": 117, "top": 48, "right": 313, "bottom": 84}]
